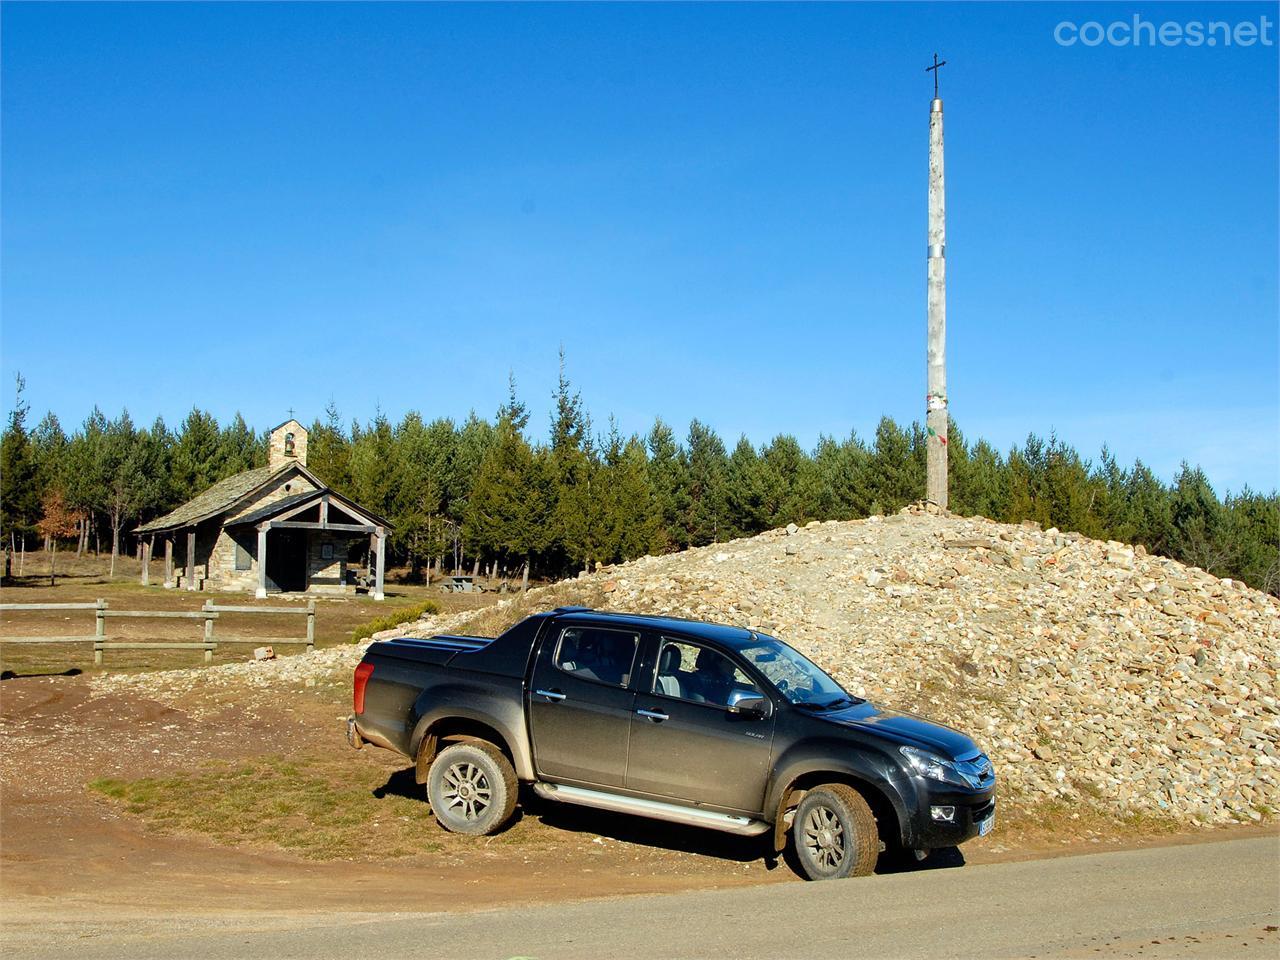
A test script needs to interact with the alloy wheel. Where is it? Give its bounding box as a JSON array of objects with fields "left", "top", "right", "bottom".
[
  {"left": 441, "top": 761, "right": 492, "bottom": 822},
  {"left": 802, "top": 803, "right": 847, "bottom": 871}
]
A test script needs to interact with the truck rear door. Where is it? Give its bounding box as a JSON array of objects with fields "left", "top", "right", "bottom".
[{"left": 527, "top": 622, "right": 641, "bottom": 788}]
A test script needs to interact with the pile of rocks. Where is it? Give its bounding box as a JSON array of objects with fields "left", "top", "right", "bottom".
[{"left": 98, "top": 507, "right": 1280, "bottom": 826}]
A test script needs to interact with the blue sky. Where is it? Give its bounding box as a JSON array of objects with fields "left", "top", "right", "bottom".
[{"left": 2, "top": 2, "right": 1276, "bottom": 492}]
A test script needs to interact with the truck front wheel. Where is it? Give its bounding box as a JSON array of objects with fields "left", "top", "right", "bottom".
[
  {"left": 791, "top": 783, "right": 879, "bottom": 880},
  {"left": 426, "top": 742, "right": 518, "bottom": 836}
]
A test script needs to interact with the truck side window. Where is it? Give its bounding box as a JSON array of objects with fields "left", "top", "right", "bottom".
[
  {"left": 654, "top": 638, "right": 761, "bottom": 708},
  {"left": 554, "top": 627, "right": 639, "bottom": 687}
]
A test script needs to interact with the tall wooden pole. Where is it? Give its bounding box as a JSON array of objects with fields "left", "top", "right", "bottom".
[{"left": 926, "top": 58, "right": 949, "bottom": 511}]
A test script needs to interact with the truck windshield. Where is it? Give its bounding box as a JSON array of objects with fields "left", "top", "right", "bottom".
[{"left": 733, "top": 634, "right": 858, "bottom": 708}]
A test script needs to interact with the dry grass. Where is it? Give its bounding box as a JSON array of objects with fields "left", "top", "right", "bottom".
[
  {"left": 348, "top": 600, "right": 442, "bottom": 643},
  {"left": 89, "top": 754, "right": 444, "bottom": 860}
]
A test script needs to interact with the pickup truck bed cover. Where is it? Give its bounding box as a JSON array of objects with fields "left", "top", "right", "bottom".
[{"left": 371, "top": 612, "right": 550, "bottom": 677}]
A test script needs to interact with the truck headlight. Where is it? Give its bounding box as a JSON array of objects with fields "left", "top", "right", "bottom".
[{"left": 899, "top": 746, "right": 977, "bottom": 788}]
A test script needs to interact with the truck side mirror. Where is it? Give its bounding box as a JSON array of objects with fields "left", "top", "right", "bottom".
[{"left": 727, "top": 692, "right": 772, "bottom": 719}]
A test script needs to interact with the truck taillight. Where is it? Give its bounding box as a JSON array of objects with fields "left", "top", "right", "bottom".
[{"left": 353, "top": 662, "right": 374, "bottom": 715}]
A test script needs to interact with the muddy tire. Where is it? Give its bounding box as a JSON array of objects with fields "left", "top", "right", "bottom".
[
  {"left": 791, "top": 783, "right": 879, "bottom": 880},
  {"left": 426, "top": 742, "right": 518, "bottom": 836}
]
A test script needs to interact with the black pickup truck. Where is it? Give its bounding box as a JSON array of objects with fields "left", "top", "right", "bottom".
[{"left": 348, "top": 607, "right": 995, "bottom": 880}]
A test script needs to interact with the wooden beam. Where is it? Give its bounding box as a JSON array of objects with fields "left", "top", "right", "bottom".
[
  {"left": 185, "top": 529, "right": 196, "bottom": 591},
  {"left": 141, "top": 537, "right": 151, "bottom": 587},
  {"left": 268, "top": 520, "right": 375, "bottom": 533},
  {"left": 0, "top": 636, "right": 100, "bottom": 644},
  {"left": 256, "top": 526, "right": 269, "bottom": 599},
  {"left": 374, "top": 526, "right": 386, "bottom": 601},
  {"left": 0, "top": 602, "right": 102, "bottom": 611},
  {"left": 320, "top": 495, "right": 329, "bottom": 526},
  {"left": 95, "top": 598, "right": 106, "bottom": 665},
  {"left": 102, "top": 610, "right": 218, "bottom": 620},
  {"left": 164, "top": 538, "right": 174, "bottom": 588},
  {"left": 261, "top": 492, "right": 325, "bottom": 524},
  {"left": 203, "top": 604, "right": 311, "bottom": 615}
]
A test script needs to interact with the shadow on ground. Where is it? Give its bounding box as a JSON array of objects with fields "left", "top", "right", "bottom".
[
  {"left": 371, "top": 767, "right": 420, "bottom": 801},
  {"left": 1, "top": 668, "right": 83, "bottom": 681},
  {"left": 370, "top": 765, "right": 968, "bottom": 879}
]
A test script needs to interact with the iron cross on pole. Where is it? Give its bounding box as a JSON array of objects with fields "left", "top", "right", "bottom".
[{"left": 926, "top": 53, "right": 947, "bottom": 99}]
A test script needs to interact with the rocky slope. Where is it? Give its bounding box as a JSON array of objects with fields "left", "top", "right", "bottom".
[{"left": 98, "top": 507, "right": 1280, "bottom": 827}]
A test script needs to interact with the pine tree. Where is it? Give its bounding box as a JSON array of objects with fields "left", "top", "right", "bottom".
[
  {"left": 1115, "top": 461, "right": 1172, "bottom": 557},
  {"left": 685, "top": 419, "right": 728, "bottom": 545},
  {"left": 307, "top": 401, "right": 352, "bottom": 491},
  {"left": 1090, "top": 446, "right": 1132, "bottom": 542},
  {"left": 646, "top": 418, "right": 689, "bottom": 551},
  {"left": 611, "top": 435, "right": 661, "bottom": 560},
  {"left": 759, "top": 434, "right": 813, "bottom": 527},
  {"left": 393, "top": 413, "right": 458, "bottom": 577},
  {"left": 0, "top": 374, "right": 39, "bottom": 541},
  {"left": 817, "top": 431, "right": 873, "bottom": 519},
  {"left": 955, "top": 438, "right": 1006, "bottom": 520},
  {"left": 797, "top": 436, "right": 841, "bottom": 521},
  {"left": 465, "top": 402, "right": 546, "bottom": 580},
  {"left": 1170, "top": 463, "right": 1229, "bottom": 574},
  {"left": 547, "top": 359, "right": 593, "bottom": 569},
  {"left": 102, "top": 411, "right": 164, "bottom": 575},
  {"left": 170, "top": 408, "right": 224, "bottom": 499},
  {"left": 450, "top": 413, "right": 496, "bottom": 569},
  {"left": 64, "top": 408, "right": 109, "bottom": 553},
  {"left": 30, "top": 411, "right": 69, "bottom": 503},
  {"left": 349, "top": 411, "right": 397, "bottom": 523},
  {"left": 725, "top": 436, "right": 768, "bottom": 537},
  {"left": 1223, "top": 489, "right": 1279, "bottom": 594},
  {"left": 1041, "top": 433, "right": 1099, "bottom": 537},
  {"left": 219, "top": 412, "right": 264, "bottom": 475},
  {"left": 867, "top": 417, "right": 918, "bottom": 514}
]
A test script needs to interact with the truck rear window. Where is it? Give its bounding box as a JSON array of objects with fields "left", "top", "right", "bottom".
[{"left": 554, "top": 627, "right": 639, "bottom": 687}]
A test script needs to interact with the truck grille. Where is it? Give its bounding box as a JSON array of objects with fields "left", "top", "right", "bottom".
[{"left": 955, "top": 753, "right": 995, "bottom": 788}]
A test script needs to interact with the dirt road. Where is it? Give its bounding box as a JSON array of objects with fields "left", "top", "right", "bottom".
[{"left": 5, "top": 836, "right": 1276, "bottom": 959}]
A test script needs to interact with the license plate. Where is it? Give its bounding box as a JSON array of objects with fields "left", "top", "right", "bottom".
[{"left": 979, "top": 811, "right": 995, "bottom": 837}]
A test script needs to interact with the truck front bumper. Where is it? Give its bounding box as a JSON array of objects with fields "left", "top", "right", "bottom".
[
  {"left": 909, "top": 787, "right": 996, "bottom": 849},
  {"left": 916, "top": 798, "right": 993, "bottom": 849}
]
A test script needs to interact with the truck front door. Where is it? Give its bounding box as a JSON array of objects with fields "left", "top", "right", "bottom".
[{"left": 528, "top": 623, "right": 640, "bottom": 788}]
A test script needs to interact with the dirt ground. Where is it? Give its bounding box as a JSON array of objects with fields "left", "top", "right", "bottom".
[
  {"left": 3, "top": 667, "right": 1275, "bottom": 927},
  {"left": 0, "top": 672, "right": 792, "bottom": 922},
  {"left": 2, "top": 564, "right": 1276, "bottom": 923}
]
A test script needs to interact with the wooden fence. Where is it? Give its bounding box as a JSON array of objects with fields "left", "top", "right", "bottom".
[{"left": 0, "top": 600, "right": 316, "bottom": 666}]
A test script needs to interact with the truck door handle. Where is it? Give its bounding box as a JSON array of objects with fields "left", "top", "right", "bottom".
[
  {"left": 535, "top": 689, "right": 567, "bottom": 702},
  {"left": 636, "top": 708, "right": 669, "bottom": 722}
]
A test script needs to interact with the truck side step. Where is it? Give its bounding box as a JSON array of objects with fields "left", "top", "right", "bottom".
[{"left": 532, "top": 782, "right": 771, "bottom": 837}]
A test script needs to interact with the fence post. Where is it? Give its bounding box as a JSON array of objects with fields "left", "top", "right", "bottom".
[
  {"left": 94, "top": 599, "right": 106, "bottom": 666},
  {"left": 202, "top": 600, "right": 215, "bottom": 663},
  {"left": 306, "top": 600, "right": 316, "bottom": 653}
]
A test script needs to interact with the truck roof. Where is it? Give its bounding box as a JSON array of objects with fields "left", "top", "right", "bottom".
[{"left": 554, "top": 608, "right": 755, "bottom": 645}]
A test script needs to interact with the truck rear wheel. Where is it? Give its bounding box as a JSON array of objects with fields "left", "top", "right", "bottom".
[
  {"left": 791, "top": 783, "right": 879, "bottom": 880},
  {"left": 426, "top": 742, "right": 518, "bottom": 836}
]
